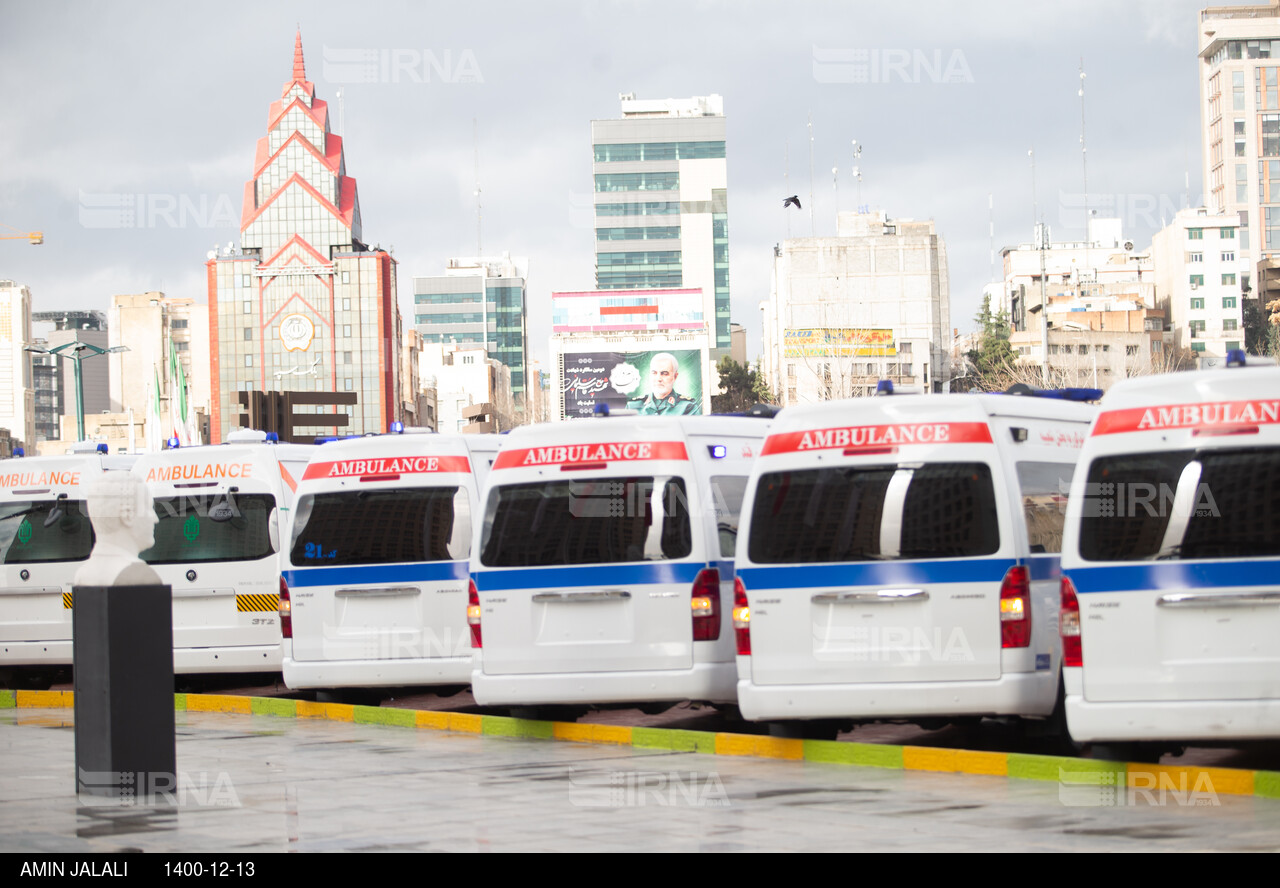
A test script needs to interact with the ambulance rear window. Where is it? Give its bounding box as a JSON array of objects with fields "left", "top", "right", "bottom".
[
  {"left": 289, "top": 487, "right": 470, "bottom": 566},
  {"left": 0, "top": 500, "right": 93, "bottom": 564},
  {"left": 480, "top": 477, "right": 691, "bottom": 567},
  {"left": 142, "top": 494, "right": 275, "bottom": 564},
  {"left": 1079, "top": 447, "right": 1280, "bottom": 561},
  {"left": 748, "top": 463, "right": 999, "bottom": 563}
]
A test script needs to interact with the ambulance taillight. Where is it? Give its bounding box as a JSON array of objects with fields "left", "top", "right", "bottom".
[
  {"left": 467, "top": 580, "right": 482, "bottom": 649},
  {"left": 691, "top": 569, "right": 721, "bottom": 642},
  {"left": 1060, "top": 575, "right": 1082, "bottom": 667},
  {"left": 732, "top": 577, "right": 751, "bottom": 656},
  {"left": 278, "top": 577, "right": 292, "bottom": 640},
  {"left": 999, "top": 565, "right": 1030, "bottom": 648}
]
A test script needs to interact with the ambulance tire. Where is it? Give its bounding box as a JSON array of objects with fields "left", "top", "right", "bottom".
[
  {"left": 767, "top": 719, "right": 843, "bottom": 741},
  {"left": 1085, "top": 742, "right": 1169, "bottom": 764},
  {"left": 509, "top": 706, "right": 587, "bottom": 723}
]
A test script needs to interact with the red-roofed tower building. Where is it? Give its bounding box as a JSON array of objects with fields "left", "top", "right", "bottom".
[{"left": 205, "top": 32, "right": 400, "bottom": 442}]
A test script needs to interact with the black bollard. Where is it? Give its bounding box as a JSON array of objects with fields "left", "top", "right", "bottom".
[{"left": 72, "top": 584, "right": 176, "bottom": 802}]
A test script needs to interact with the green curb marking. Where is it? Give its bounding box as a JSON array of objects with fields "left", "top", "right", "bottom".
[
  {"left": 251, "top": 697, "right": 297, "bottom": 718},
  {"left": 174, "top": 693, "right": 187, "bottom": 711},
  {"left": 1255, "top": 770, "right": 1280, "bottom": 800},
  {"left": 481, "top": 715, "right": 555, "bottom": 739},
  {"left": 353, "top": 705, "right": 416, "bottom": 728},
  {"left": 631, "top": 727, "right": 716, "bottom": 754},
  {"left": 0, "top": 690, "right": 14, "bottom": 709},
  {"left": 1006, "top": 753, "right": 1105, "bottom": 783},
  {"left": 802, "top": 741, "right": 903, "bottom": 769}
]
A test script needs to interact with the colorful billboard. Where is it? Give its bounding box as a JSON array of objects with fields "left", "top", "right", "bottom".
[
  {"left": 561, "top": 349, "right": 704, "bottom": 418},
  {"left": 783, "top": 328, "right": 896, "bottom": 357}
]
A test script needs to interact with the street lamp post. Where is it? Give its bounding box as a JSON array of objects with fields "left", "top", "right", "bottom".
[{"left": 25, "top": 341, "right": 129, "bottom": 442}]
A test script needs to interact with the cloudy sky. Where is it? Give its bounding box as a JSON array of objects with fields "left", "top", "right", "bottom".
[{"left": 1, "top": 0, "right": 1209, "bottom": 369}]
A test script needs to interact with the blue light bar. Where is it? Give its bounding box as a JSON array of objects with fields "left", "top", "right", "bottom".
[
  {"left": 1226, "top": 349, "right": 1247, "bottom": 367},
  {"left": 167, "top": 437, "right": 180, "bottom": 449},
  {"left": 594, "top": 403, "right": 611, "bottom": 416},
  {"left": 875, "top": 380, "right": 895, "bottom": 396},
  {"left": 12, "top": 448, "right": 23, "bottom": 458},
  {"left": 389, "top": 421, "right": 405, "bottom": 434},
  {"left": 96, "top": 443, "right": 108, "bottom": 454},
  {"left": 708, "top": 444, "right": 727, "bottom": 459},
  {"left": 265, "top": 432, "right": 280, "bottom": 443}
]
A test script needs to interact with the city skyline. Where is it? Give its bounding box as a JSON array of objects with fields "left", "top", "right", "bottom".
[{"left": 1, "top": 1, "right": 1208, "bottom": 370}]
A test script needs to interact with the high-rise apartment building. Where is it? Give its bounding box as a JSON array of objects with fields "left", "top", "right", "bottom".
[
  {"left": 762, "top": 211, "right": 951, "bottom": 403},
  {"left": 206, "top": 33, "right": 399, "bottom": 441},
  {"left": 1153, "top": 208, "right": 1247, "bottom": 362},
  {"left": 1199, "top": 1, "right": 1280, "bottom": 304},
  {"left": 591, "top": 94, "right": 731, "bottom": 352},
  {"left": 0, "top": 281, "right": 34, "bottom": 448},
  {"left": 412, "top": 255, "right": 528, "bottom": 414}
]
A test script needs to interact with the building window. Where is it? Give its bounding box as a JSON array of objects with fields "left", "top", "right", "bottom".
[
  {"left": 1222, "top": 253, "right": 1235, "bottom": 262},
  {"left": 243, "top": 301, "right": 252, "bottom": 314},
  {"left": 343, "top": 351, "right": 352, "bottom": 364},
  {"left": 1192, "top": 342, "right": 1206, "bottom": 353},
  {"left": 342, "top": 271, "right": 350, "bottom": 284},
  {"left": 171, "top": 319, "right": 188, "bottom": 329},
  {"left": 344, "top": 378, "right": 354, "bottom": 391},
  {"left": 1190, "top": 320, "right": 1207, "bottom": 333},
  {"left": 244, "top": 355, "right": 253, "bottom": 367},
  {"left": 1226, "top": 340, "right": 1241, "bottom": 351},
  {"left": 1223, "top": 296, "right": 1238, "bottom": 308},
  {"left": 1126, "top": 345, "right": 1140, "bottom": 356},
  {"left": 1224, "top": 319, "right": 1239, "bottom": 331},
  {"left": 1190, "top": 274, "right": 1204, "bottom": 286},
  {"left": 175, "top": 341, "right": 188, "bottom": 352},
  {"left": 343, "top": 298, "right": 351, "bottom": 310},
  {"left": 241, "top": 274, "right": 252, "bottom": 288},
  {"left": 244, "top": 328, "right": 252, "bottom": 341},
  {"left": 1188, "top": 228, "right": 1203, "bottom": 240},
  {"left": 1220, "top": 226, "right": 1236, "bottom": 238},
  {"left": 1222, "top": 273, "right": 1237, "bottom": 286},
  {"left": 343, "top": 325, "right": 352, "bottom": 337},
  {"left": 1191, "top": 297, "right": 1205, "bottom": 310},
  {"left": 1189, "top": 252, "right": 1203, "bottom": 263}
]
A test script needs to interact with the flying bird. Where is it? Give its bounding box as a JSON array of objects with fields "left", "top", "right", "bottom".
[{"left": 783, "top": 195, "right": 802, "bottom": 209}]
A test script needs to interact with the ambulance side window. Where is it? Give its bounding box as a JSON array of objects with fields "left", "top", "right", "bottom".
[{"left": 1016, "top": 462, "right": 1074, "bottom": 554}]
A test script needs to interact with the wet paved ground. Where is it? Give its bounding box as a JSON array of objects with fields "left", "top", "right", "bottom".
[{"left": 2, "top": 707, "right": 1279, "bottom": 853}]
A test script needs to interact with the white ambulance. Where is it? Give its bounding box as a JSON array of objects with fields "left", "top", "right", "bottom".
[
  {"left": 134, "top": 431, "right": 312, "bottom": 674},
  {"left": 733, "top": 387, "right": 1096, "bottom": 735},
  {"left": 0, "top": 445, "right": 136, "bottom": 687},
  {"left": 1060, "top": 356, "right": 1280, "bottom": 752},
  {"left": 469, "top": 414, "right": 768, "bottom": 716},
  {"left": 281, "top": 432, "right": 500, "bottom": 691}
]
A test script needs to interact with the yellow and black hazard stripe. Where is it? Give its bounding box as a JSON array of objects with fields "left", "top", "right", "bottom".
[
  {"left": 236, "top": 593, "right": 280, "bottom": 613},
  {"left": 63, "top": 592, "right": 73, "bottom": 609}
]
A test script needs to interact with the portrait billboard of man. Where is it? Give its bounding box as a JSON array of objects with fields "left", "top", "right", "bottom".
[{"left": 627, "top": 352, "right": 701, "bottom": 415}]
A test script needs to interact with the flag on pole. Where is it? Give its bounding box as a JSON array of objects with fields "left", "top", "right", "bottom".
[
  {"left": 146, "top": 366, "right": 163, "bottom": 452},
  {"left": 168, "top": 340, "right": 182, "bottom": 445}
]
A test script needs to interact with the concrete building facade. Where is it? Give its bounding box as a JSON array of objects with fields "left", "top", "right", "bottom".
[
  {"left": 0, "top": 281, "right": 34, "bottom": 449},
  {"left": 411, "top": 254, "right": 528, "bottom": 415},
  {"left": 592, "top": 94, "right": 730, "bottom": 353},
  {"left": 206, "top": 32, "right": 399, "bottom": 441},
  {"left": 762, "top": 211, "right": 951, "bottom": 404},
  {"left": 1152, "top": 207, "right": 1247, "bottom": 362},
  {"left": 1198, "top": 1, "right": 1280, "bottom": 306},
  {"left": 419, "top": 342, "right": 515, "bottom": 434}
]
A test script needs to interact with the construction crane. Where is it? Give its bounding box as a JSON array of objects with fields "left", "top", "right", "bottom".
[{"left": 1, "top": 222, "right": 43, "bottom": 244}]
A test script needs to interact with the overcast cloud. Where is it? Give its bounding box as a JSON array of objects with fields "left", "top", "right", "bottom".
[{"left": 0, "top": 0, "right": 1207, "bottom": 368}]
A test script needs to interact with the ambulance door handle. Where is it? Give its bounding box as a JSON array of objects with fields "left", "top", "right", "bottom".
[
  {"left": 811, "top": 589, "right": 928, "bottom": 604},
  {"left": 336, "top": 586, "right": 420, "bottom": 598},
  {"left": 532, "top": 590, "right": 632, "bottom": 603},
  {"left": 1157, "top": 591, "right": 1280, "bottom": 608}
]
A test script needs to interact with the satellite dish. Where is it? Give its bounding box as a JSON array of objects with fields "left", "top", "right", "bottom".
[
  {"left": 206, "top": 250, "right": 217, "bottom": 260},
  {"left": 1124, "top": 241, "right": 1134, "bottom": 251}
]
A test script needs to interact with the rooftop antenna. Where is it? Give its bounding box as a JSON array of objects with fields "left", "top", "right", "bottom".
[
  {"left": 473, "top": 118, "right": 482, "bottom": 256},
  {"left": 832, "top": 163, "right": 839, "bottom": 225},
  {"left": 852, "top": 139, "right": 863, "bottom": 210},
  {"left": 1079, "top": 60, "right": 1091, "bottom": 292},
  {"left": 785, "top": 139, "right": 791, "bottom": 239}
]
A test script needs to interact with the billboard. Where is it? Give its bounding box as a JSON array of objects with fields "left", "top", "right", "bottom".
[
  {"left": 562, "top": 349, "right": 704, "bottom": 418},
  {"left": 783, "top": 328, "right": 896, "bottom": 357}
]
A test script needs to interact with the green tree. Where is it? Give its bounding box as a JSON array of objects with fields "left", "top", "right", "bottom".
[
  {"left": 967, "top": 294, "right": 1017, "bottom": 391},
  {"left": 711, "top": 356, "right": 773, "bottom": 413}
]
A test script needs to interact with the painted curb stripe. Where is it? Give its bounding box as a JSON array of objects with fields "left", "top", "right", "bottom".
[{"left": 8, "top": 690, "right": 1279, "bottom": 800}]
